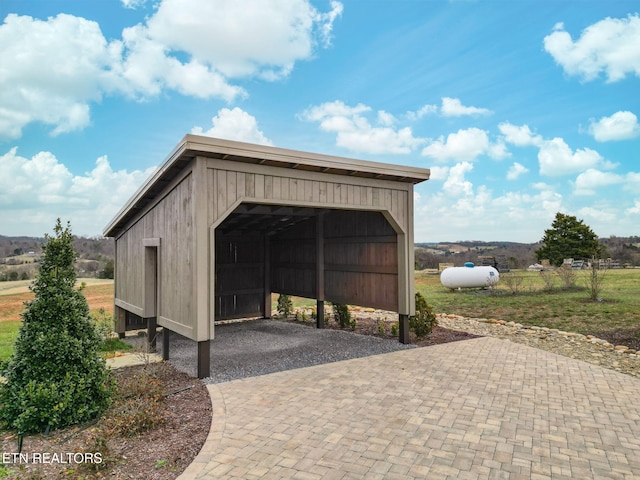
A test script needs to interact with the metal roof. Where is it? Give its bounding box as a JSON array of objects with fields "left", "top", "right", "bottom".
[{"left": 103, "top": 134, "right": 430, "bottom": 237}]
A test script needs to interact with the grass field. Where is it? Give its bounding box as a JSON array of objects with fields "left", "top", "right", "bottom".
[
  {"left": 1, "top": 270, "right": 639, "bottom": 362},
  {"left": 0, "top": 280, "right": 114, "bottom": 362},
  {"left": 416, "top": 268, "right": 640, "bottom": 347}
]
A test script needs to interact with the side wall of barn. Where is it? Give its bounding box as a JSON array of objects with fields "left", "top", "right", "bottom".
[{"left": 114, "top": 164, "right": 197, "bottom": 340}]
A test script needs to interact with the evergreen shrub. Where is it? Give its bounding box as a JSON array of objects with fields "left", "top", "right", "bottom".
[
  {"left": 409, "top": 292, "right": 438, "bottom": 338},
  {"left": 276, "top": 294, "right": 293, "bottom": 318},
  {"left": 332, "top": 303, "right": 351, "bottom": 329},
  {"left": 0, "top": 220, "right": 113, "bottom": 433}
]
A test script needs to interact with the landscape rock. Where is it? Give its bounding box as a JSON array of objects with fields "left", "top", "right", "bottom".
[{"left": 434, "top": 313, "right": 640, "bottom": 378}]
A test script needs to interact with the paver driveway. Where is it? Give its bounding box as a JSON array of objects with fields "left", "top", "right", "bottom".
[{"left": 178, "top": 337, "right": 640, "bottom": 479}]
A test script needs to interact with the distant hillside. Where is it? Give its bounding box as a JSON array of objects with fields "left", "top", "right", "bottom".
[
  {"left": 2, "top": 234, "right": 638, "bottom": 281},
  {"left": 415, "top": 241, "right": 539, "bottom": 270},
  {"left": 416, "top": 237, "right": 640, "bottom": 270},
  {"left": 0, "top": 235, "right": 114, "bottom": 281}
]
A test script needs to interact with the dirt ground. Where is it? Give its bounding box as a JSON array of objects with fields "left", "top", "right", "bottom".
[{"left": 0, "top": 280, "right": 113, "bottom": 323}]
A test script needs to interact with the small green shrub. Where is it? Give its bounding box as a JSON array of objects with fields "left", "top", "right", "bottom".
[
  {"left": 0, "top": 464, "right": 13, "bottom": 478},
  {"left": 376, "top": 319, "right": 386, "bottom": 335},
  {"left": 409, "top": 292, "right": 438, "bottom": 338},
  {"left": 92, "top": 308, "right": 115, "bottom": 342},
  {"left": 277, "top": 294, "right": 293, "bottom": 318},
  {"left": 390, "top": 323, "right": 399, "bottom": 336},
  {"left": 332, "top": 303, "right": 351, "bottom": 329}
]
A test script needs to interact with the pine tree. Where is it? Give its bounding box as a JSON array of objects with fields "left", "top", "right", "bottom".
[
  {"left": 535, "top": 212, "right": 604, "bottom": 267},
  {"left": 0, "top": 220, "right": 112, "bottom": 433}
]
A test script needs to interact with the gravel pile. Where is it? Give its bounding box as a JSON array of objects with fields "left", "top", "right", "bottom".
[{"left": 154, "top": 319, "right": 415, "bottom": 384}]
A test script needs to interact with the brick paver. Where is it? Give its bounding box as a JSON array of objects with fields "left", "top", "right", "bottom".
[{"left": 178, "top": 337, "right": 640, "bottom": 479}]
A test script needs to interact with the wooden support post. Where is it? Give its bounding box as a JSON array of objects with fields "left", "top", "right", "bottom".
[
  {"left": 316, "top": 212, "right": 325, "bottom": 329},
  {"left": 197, "top": 340, "right": 210, "bottom": 379},
  {"left": 162, "top": 328, "right": 170, "bottom": 361},
  {"left": 115, "top": 305, "right": 126, "bottom": 338},
  {"left": 263, "top": 235, "right": 271, "bottom": 318},
  {"left": 316, "top": 300, "right": 325, "bottom": 329},
  {"left": 399, "top": 314, "right": 410, "bottom": 344},
  {"left": 146, "top": 317, "right": 157, "bottom": 353}
]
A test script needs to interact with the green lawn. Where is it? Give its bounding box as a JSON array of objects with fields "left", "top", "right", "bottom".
[
  {"left": 3, "top": 269, "right": 639, "bottom": 363},
  {"left": 416, "top": 268, "right": 640, "bottom": 340},
  {"left": 0, "top": 320, "right": 20, "bottom": 363}
]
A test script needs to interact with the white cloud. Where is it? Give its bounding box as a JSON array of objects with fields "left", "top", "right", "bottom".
[
  {"left": 118, "top": 23, "right": 246, "bottom": 101},
  {"left": 413, "top": 169, "right": 566, "bottom": 242},
  {"left": 0, "top": 1, "right": 343, "bottom": 139},
  {"left": 406, "top": 98, "right": 490, "bottom": 120},
  {"left": 537, "top": 137, "right": 615, "bottom": 176},
  {"left": 121, "top": 0, "right": 147, "bottom": 8},
  {"left": 576, "top": 206, "right": 617, "bottom": 226},
  {"left": 589, "top": 111, "right": 640, "bottom": 142},
  {"left": 142, "top": 0, "right": 342, "bottom": 80},
  {"left": 377, "top": 110, "right": 396, "bottom": 126},
  {"left": 440, "top": 97, "right": 492, "bottom": 117},
  {"left": 507, "top": 162, "right": 529, "bottom": 180},
  {"left": 0, "top": 14, "right": 119, "bottom": 140},
  {"left": 543, "top": 14, "right": 640, "bottom": 82},
  {"left": 498, "top": 122, "right": 544, "bottom": 147},
  {"left": 303, "top": 101, "right": 371, "bottom": 121},
  {"left": 192, "top": 108, "right": 273, "bottom": 146},
  {"left": 316, "top": 1, "right": 344, "bottom": 47},
  {"left": 0, "top": 147, "right": 155, "bottom": 236},
  {"left": 442, "top": 161, "right": 474, "bottom": 196},
  {"left": 428, "top": 166, "right": 449, "bottom": 181},
  {"left": 421, "top": 127, "right": 508, "bottom": 162},
  {"left": 301, "top": 101, "right": 424, "bottom": 154},
  {"left": 406, "top": 104, "right": 438, "bottom": 121},
  {"left": 626, "top": 172, "right": 640, "bottom": 192},
  {"left": 573, "top": 168, "right": 624, "bottom": 195},
  {"left": 627, "top": 199, "right": 640, "bottom": 215}
]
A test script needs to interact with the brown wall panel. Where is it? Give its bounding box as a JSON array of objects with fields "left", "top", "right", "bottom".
[{"left": 215, "top": 233, "right": 265, "bottom": 320}]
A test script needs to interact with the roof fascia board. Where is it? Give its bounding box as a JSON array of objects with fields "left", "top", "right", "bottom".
[{"left": 183, "top": 134, "right": 431, "bottom": 182}]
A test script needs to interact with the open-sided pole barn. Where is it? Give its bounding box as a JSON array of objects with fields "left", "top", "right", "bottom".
[{"left": 104, "top": 135, "right": 430, "bottom": 378}]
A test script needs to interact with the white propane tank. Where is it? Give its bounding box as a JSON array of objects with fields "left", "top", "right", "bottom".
[{"left": 440, "top": 263, "right": 500, "bottom": 289}]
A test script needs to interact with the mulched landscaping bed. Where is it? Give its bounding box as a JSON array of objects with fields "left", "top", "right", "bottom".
[
  {"left": 293, "top": 313, "right": 481, "bottom": 347},
  {"left": 0, "top": 362, "right": 210, "bottom": 480}
]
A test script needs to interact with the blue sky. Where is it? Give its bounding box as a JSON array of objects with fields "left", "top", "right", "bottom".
[{"left": 1, "top": 0, "right": 639, "bottom": 243}]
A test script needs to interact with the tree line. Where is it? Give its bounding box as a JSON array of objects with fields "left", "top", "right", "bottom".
[{"left": 416, "top": 213, "right": 640, "bottom": 270}]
